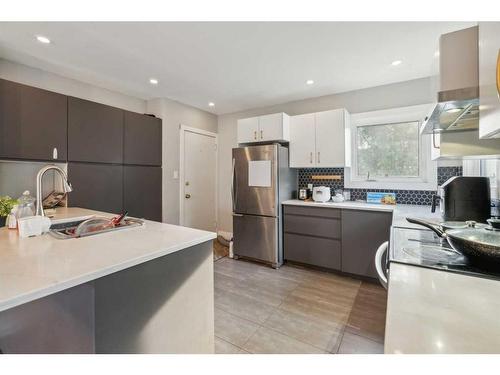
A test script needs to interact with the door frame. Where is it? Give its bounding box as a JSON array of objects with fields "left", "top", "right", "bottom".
[{"left": 179, "top": 124, "right": 218, "bottom": 230}]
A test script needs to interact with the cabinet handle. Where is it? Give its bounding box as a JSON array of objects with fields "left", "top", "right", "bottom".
[
  {"left": 318, "top": 151, "right": 321, "bottom": 164},
  {"left": 260, "top": 130, "right": 263, "bottom": 139},
  {"left": 254, "top": 131, "right": 257, "bottom": 140},
  {"left": 52, "top": 147, "right": 58, "bottom": 160},
  {"left": 310, "top": 152, "right": 313, "bottom": 164}
]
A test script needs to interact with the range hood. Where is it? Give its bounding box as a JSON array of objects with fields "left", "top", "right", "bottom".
[{"left": 421, "top": 26, "right": 479, "bottom": 134}]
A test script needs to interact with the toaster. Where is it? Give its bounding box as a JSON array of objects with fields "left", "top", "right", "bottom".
[{"left": 312, "top": 186, "right": 331, "bottom": 202}]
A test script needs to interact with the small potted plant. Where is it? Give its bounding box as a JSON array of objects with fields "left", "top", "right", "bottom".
[{"left": 0, "top": 196, "right": 17, "bottom": 227}]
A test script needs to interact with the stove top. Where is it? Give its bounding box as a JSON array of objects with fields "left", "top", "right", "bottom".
[{"left": 390, "top": 226, "right": 500, "bottom": 281}]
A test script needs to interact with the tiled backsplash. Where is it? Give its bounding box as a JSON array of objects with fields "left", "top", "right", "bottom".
[{"left": 298, "top": 166, "right": 463, "bottom": 205}]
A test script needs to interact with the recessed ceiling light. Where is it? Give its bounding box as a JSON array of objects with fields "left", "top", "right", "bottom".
[
  {"left": 391, "top": 60, "right": 402, "bottom": 66},
  {"left": 208, "top": 102, "right": 215, "bottom": 107},
  {"left": 306, "top": 79, "right": 314, "bottom": 85},
  {"left": 149, "top": 78, "right": 159, "bottom": 85},
  {"left": 35, "top": 35, "right": 51, "bottom": 44},
  {"left": 434, "top": 50, "right": 440, "bottom": 58}
]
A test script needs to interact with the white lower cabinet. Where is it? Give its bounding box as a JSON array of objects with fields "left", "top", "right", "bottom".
[{"left": 290, "top": 108, "right": 350, "bottom": 168}]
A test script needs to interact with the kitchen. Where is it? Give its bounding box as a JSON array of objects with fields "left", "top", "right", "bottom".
[{"left": 1, "top": 7, "right": 500, "bottom": 371}]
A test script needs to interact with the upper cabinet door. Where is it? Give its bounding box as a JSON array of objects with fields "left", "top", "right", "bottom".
[
  {"left": 124, "top": 165, "right": 162, "bottom": 221},
  {"left": 68, "top": 97, "right": 124, "bottom": 164},
  {"left": 237, "top": 116, "right": 259, "bottom": 143},
  {"left": 315, "top": 109, "right": 346, "bottom": 167},
  {"left": 289, "top": 113, "right": 316, "bottom": 168},
  {"left": 19, "top": 85, "right": 68, "bottom": 161},
  {"left": 0, "top": 79, "right": 67, "bottom": 161},
  {"left": 124, "top": 111, "right": 162, "bottom": 166},
  {"left": 479, "top": 22, "right": 500, "bottom": 139},
  {"left": 68, "top": 162, "right": 123, "bottom": 214},
  {"left": 0, "top": 79, "right": 22, "bottom": 159},
  {"left": 259, "top": 113, "right": 290, "bottom": 142}
]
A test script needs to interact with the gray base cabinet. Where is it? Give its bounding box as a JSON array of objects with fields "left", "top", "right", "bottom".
[
  {"left": 124, "top": 166, "right": 162, "bottom": 221},
  {"left": 283, "top": 205, "right": 342, "bottom": 271},
  {"left": 341, "top": 210, "right": 392, "bottom": 278},
  {"left": 283, "top": 204, "right": 392, "bottom": 278}
]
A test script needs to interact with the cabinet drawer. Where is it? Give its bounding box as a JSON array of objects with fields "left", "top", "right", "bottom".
[
  {"left": 283, "top": 205, "right": 341, "bottom": 218},
  {"left": 284, "top": 214, "right": 341, "bottom": 239},
  {"left": 285, "top": 233, "right": 341, "bottom": 270}
]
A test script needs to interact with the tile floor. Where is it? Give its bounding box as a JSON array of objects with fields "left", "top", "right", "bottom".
[{"left": 214, "top": 257, "right": 387, "bottom": 354}]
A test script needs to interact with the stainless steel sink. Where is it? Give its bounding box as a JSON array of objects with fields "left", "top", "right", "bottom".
[{"left": 49, "top": 217, "right": 144, "bottom": 239}]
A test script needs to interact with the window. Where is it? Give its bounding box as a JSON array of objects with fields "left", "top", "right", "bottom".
[
  {"left": 344, "top": 104, "right": 437, "bottom": 190},
  {"left": 356, "top": 121, "right": 420, "bottom": 178}
]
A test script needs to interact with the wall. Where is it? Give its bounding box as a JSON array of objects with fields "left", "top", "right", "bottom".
[
  {"left": 0, "top": 59, "right": 146, "bottom": 113},
  {"left": 147, "top": 98, "right": 217, "bottom": 225},
  {"left": 217, "top": 77, "right": 445, "bottom": 233}
]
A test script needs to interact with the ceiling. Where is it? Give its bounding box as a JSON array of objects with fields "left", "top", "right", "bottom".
[{"left": 0, "top": 22, "right": 476, "bottom": 114}]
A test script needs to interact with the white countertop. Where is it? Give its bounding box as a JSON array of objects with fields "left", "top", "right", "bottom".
[
  {"left": 282, "top": 199, "right": 441, "bottom": 229},
  {"left": 385, "top": 263, "right": 500, "bottom": 353},
  {"left": 0, "top": 207, "right": 216, "bottom": 313}
]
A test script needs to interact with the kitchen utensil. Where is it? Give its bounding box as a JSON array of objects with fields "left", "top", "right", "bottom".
[
  {"left": 298, "top": 189, "right": 308, "bottom": 200},
  {"left": 406, "top": 217, "right": 500, "bottom": 266},
  {"left": 74, "top": 217, "right": 115, "bottom": 237},
  {"left": 112, "top": 211, "right": 128, "bottom": 226}
]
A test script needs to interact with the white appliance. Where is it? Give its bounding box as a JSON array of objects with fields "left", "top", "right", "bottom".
[{"left": 312, "top": 186, "right": 331, "bottom": 202}]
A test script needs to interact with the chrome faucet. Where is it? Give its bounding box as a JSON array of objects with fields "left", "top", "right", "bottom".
[{"left": 35, "top": 165, "right": 73, "bottom": 216}]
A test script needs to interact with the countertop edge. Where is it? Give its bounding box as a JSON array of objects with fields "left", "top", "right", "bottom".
[{"left": 0, "top": 232, "right": 216, "bottom": 313}]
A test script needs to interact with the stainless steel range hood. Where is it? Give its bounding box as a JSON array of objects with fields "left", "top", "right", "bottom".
[{"left": 421, "top": 26, "right": 479, "bottom": 134}]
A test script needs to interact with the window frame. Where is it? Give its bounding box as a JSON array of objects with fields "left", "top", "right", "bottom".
[{"left": 344, "top": 104, "right": 437, "bottom": 191}]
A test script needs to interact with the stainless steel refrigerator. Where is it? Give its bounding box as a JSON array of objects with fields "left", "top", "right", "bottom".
[{"left": 231, "top": 144, "right": 297, "bottom": 268}]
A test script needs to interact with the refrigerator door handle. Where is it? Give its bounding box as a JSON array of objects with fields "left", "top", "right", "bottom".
[
  {"left": 232, "top": 213, "right": 243, "bottom": 217},
  {"left": 231, "top": 157, "right": 236, "bottom": 212}
]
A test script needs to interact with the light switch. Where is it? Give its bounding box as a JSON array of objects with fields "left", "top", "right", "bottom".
[{"left": 173, "top": 170, "right": 179, "bottom": 179}]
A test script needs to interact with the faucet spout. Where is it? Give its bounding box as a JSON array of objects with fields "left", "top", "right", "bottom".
[{"left": 35, "top": 165, "right": 72, "bottom": 216}]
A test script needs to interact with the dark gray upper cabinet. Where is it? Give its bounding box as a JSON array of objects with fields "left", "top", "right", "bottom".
[
  {"left": 123, "top": 111, "right": 162, "bottom": 166},
  {"left": 0, "top": 79, "right": 22, "bottom": 159},
  {"left": 0, "top": 79, "right": 67, "bottom": 161},
  {"left": 341, "top": 209, "right": 392, "bottom": 279},
  {"left": 68, "top": 97, "right": 123, "bottom": 164},
  {"left": 124, "top": 166, "right": 162, "bottom": 221},
  {"left": 68, "top": 162, "right": 123, "bottom": 214}
]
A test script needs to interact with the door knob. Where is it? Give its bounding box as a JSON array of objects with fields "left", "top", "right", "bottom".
[{"left": 185, "top": 194, "right": 191, "bottom": 199}]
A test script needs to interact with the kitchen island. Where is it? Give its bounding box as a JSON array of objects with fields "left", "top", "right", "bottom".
[{"left": 0, "top": 207, "right": 216, "bottom": 354}]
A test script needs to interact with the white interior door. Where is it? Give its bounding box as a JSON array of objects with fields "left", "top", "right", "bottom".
[{"left": 181, "top": 127, "right": 217, "bottom": 232}]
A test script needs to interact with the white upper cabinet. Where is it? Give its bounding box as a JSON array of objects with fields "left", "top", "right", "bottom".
[
  {"left": 479, "top": 22, "right": 500, "bottom": 139},
  {"left": 237, "top": 116, "right": 259, "bottom": 143},
  {"left": 289, "top": 108, "right": 350, "bottom": 168},
  {"left": 289, "top": 113, "right": 316, "bottom": 167},
  {"left": 237, "top": 113, "right": 290, "bottom": 144},
  {"left": 315, "top": 109, "right": 347, "bottom": 167}
]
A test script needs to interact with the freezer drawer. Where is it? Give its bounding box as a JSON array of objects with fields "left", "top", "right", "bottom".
[{"left": 233, "top": 214, "right": 280, "bottom": 266}]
